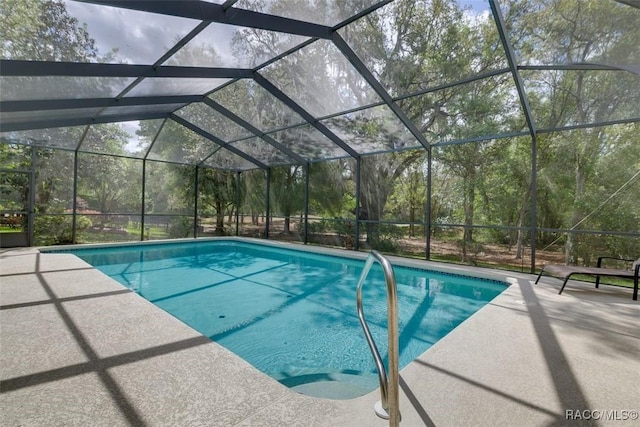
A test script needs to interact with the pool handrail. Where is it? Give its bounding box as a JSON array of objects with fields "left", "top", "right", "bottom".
[{"left": 356, "top": 250, "right": 400, "bottom": 426}]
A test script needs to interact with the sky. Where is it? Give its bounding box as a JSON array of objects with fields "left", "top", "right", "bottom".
[
  {"left": 64, "top": 0, "right": 200, "bottom": 65},
  {"left": 61, "top": 0, "right": 494, "bottom": 153},
  {"left": 462, "top": 0, "right": 491, "bottom": 14},
  {"left": 64, "top": 0, "right": 493, "bottom": 67}
]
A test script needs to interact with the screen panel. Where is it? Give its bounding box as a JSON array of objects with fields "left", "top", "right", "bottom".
[
  {"left": 339, "top": 0, "right": 508, "bottom": 98},
  {"left": 0, "top": 76, "right": 135, "bottom": 101},
  {"left": 165, "top": 21, "right": 309, "bottom": 69},
  {"left": 233, "top": 0, "right": 383, "bottom": 27},
  {"left": 147, "top": 119, "right": 219, "bottom": 165},
  {"left": 267, "top": 124, "right": 350, "bottom": 161},
  {"left": 321, "top": 104, "right": 420, "bottom": 155},
  {"left": 0, "top": 127, "right": 85, "bottom": 150},
  {"left": 260, "top": 39, "right": 382, "bottom": 118},
  {"left": 208, "top": 79, "right": 306, "bottom": 133},
  {"left": 505, "top": 0, "right": 640, "bottom": 67},
  {"left": 522, "top": 69, "right": 640, "bottom": 130}
]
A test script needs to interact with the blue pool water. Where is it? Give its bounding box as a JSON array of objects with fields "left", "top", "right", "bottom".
[{"left": 52, "top": 240, "right": 506, "bottom": 398}]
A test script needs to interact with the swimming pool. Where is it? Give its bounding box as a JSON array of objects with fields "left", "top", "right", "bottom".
[{"left": 47, "top": 239, "right": 507, "bottom": 398}]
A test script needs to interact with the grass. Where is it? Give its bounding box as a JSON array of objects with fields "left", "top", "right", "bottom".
[
  {"left": 125, "top": 225, "right": 172, "bottom": 240},
  {"left": 75, "top": 225, "right": 172, "bottom": 244},
  {"left": 0, "top": 227, "right": 23, "bottom": 233},
  {"left": 563, "top": 274, "right": 636, "bottom": 289}
]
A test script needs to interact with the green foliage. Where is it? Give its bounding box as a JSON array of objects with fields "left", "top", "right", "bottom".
[
  {"left": 300, "top": 220, "right": 329, "bottom": 236},
  {"left": 198, "top": 168, "right": 236, "bottom": 234},
  {"left": 2, "top": 0, "right": 638, "bottom": 269},
  {"left": 366, "top": 224, "right": 404, "bottom": 253},
  {"left": 168, "top": 217, "right": 193, "bottom": 239},
  {"left": 388, "top": 164, "right": 427, "bottom": 228},
  {"left": 76, "top": 124, "right": 142, "bottom": 214},
  {"left": 309, "top": 161, "right": 351, "bottom": 217},
  {"left": 270, "top": 165, "right": 304, "bottom": 218},
  {"left": 33, "top": 216, "right": 70, "bottom": 245},
  {"left": 0, "top": 144, "right": 76, "bottom": 215},
  {"left": 0, "top": 0, "right": 99, "bottom": 61},
  {"left": 240, "top": 169, "right": 267, "bottom": 223},
  {"left": 33, "top": 214, "right": 91, "bottom": 245},
  {"left": 359, "top": 151, "right": 426, "bottom": 224},
  {"left": 0, "top": 145, "right": 31, "bottom": 214},
  {"left": 145, "top": 162, "right": 194, "bottom": 215}
]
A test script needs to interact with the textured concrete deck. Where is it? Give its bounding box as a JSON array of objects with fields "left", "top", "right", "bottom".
[{"left": 1, "top": 242, "right": 638, "bottom": 426}]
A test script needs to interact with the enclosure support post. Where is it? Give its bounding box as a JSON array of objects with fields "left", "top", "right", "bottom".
[
  {"left": 141, "top": 120, "right": 165, "bottom": 241},
  {"left": 265, "top": 168, "right": 270, "bottom": 239},
  {"left": 141, "top": 159, "right": 147, "bottom": 241},
  {"left": 71, "top": 151, "right": 78, "bottom": 244},
  {"left": 235, "top": 171, "right": 241, "bottom": 237},
  {"left": 28, "top": 147, "right": 37, "bottom": 247},
  {"left": 304, "top": 162, "right": 310, "bottom": 244},
  {"left": 194, "top": 166, "right": 199, "bottom": 238},
  {"left": 425, "top": 146, "right": 432, "bottom": 260},
  {"left": 492, "top": 0, "right": 538, "bottom": 272},
  {"left": 69, "top": 125, "right": 90, "bottom": 244},
  {"left": 355, "top": 157, "right": 361, "bottom": 251},
  {"left": 530, "top": 135, "right": 538, "bottom": 272}
]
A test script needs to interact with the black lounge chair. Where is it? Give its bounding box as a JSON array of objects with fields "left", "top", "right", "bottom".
[{"left": 535, "top": 256, "right": 639, "bottom": 300}]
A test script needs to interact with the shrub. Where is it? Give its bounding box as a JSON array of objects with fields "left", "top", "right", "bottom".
[
  {"left": 367, "top": 223, "right": 404, "bottom": 253},
  {"left": 168, "top": 217, "right": 193, "bottom": 238}
]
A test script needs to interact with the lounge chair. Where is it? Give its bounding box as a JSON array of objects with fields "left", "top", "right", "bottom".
[{"left": 535, "top": 256, "right": 639, "bottom": 300}]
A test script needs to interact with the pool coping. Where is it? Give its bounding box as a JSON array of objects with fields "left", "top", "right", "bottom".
[{"left": 2, "top": 238, "right": 639, "bottom": 426}]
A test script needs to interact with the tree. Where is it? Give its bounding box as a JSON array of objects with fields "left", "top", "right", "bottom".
[
  {"left": 0, "top": 0, "right": 121, "bottom": 99},
  {"left": 338, "top": 0, "right": 511, "bottom": 249},
  {"left": 480, "top": 137, "right": 533, "bottom": 259},
  {"left": 241, "top": 170, "right": 267, "bottom": 226},
  {"left": 388, "top": 162, "right": 427, "bottom": 237},
  {"left": 0, "top": 138, "right": 78, "bottom": 212},
  {"left": 270, "top": 165, "right": 305, "bottom": 233},
  {"left": 144, "top": 162, "right": 194, "bottom": 216},
  {"left": 1, "top": 0, "right": 119, "bottom": 242},
  {"left": 309, "top": 160, "right": 352, "bottom": 218},
  {"left": 508, "top": 0, "right": 640, "bottom": 264},
  {"left": 0, "top": 144, "right": 32, "bottom": 222},
  {"left": 77, "top": 124, "right": 141, "bottom": 215},
  {"left": 198, "top": 168, "right": 236, "bottom": 235},
  {"left": 0, "top": 0, "right": 99, "bottom": 61}
]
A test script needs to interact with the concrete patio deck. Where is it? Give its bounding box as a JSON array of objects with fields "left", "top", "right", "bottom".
[{"left": 1, "top": 243, "right": 638, "bottom": 426}]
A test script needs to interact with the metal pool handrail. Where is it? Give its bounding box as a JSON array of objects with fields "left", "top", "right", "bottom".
[{"left": 356, "top": 250, "right": 400, "bottom": 426}]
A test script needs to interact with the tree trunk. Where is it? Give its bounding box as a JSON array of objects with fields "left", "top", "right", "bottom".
[
  {"left": 409, "top": 206, "right": 415, "bottom": 238},
  {"left": 215, "top": 200, "right": 224, "bottom": 235},
  {"left": 515, "top": 185, "right": 531, "bottom": 259},
  {"left": 565, "top": 165, "right": 585, "bottom": 265},
  {"left": 462, "top": 174, "right": 475, "bottom": 261}
]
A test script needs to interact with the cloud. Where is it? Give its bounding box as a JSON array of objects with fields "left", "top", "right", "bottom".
[{"left": 64, "top": 0, "right": 200, "bottom": 64}]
